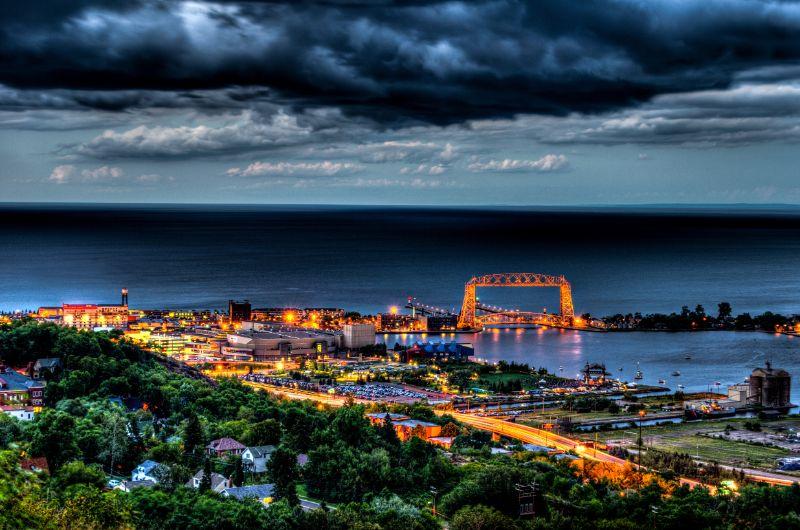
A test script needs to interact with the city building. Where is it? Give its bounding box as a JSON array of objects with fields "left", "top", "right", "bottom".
[
  {"left": 206, "top": 437, "right": 246, "bottom": 457},
  {"left": 419, "top": 314, "right": 459, "bottom": 332},
  {"left": 377, "top": 312, "right": 418, "bottom": 331},
  {"left": 343, "top": 323, "right": 375, "bottom": 349},
  {"left": 228, "top": 300, "right": 252, "bottom": 323},
  {"left": 394, "top": 419, "right": 442, "bottom": 441},
  {"left": 228, "top": 324, "right": 340, "bottom": 362},
  {"left": 62, "top": 302, "right": 129, "bottom": 330},
  {"left": 750, "top": 362, "right": 792, "bottom": 409}
]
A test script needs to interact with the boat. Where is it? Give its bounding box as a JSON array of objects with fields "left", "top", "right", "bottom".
[
  {"left": 678, "top": 384, "right": 685, "bottom": 390},
  {"left": 634, "top": 362, "right": 643, "bottom": 380},
  {"left": 671, "top": 371, "right": 681, "bottom": 376},
  {"left": 658, "top": 379, "right": 666, "bottom": 385},
  {"left": 685, "top": 354, "right": 692, "bottom": 360}
]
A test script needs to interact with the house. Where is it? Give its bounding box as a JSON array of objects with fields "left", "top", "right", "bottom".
[
  {"left": 222, "top": 483, "right": 275, "bottom": 505},
  {"left": 0, "top": 366, "right": 45, "bottom": 407},
  {"left": 1, "top": 405, "right": 36, "bottom": 421},
  {"left": 32, "top": 358, "right": 62, "bottom": 380},
  {"left": 131, "top": 460, "right": 168, "bottom": 484},
  {"left": 116, "top": 480, "right": 156, "bottom": 492},
  {"left": 241, "top": 445, "right": 275, "bottom": 473},
  {"left": 186, "top": 470, "right": 231, "bottom": 493},
  {"left": 206, "top": 437, "right": 245, "bottom": 457}
]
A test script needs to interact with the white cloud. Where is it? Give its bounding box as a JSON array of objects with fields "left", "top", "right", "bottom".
[
  {"left": 400, "top": 163, "right": 447, "bottom": 175},
  {"left": 49, "top": 164, "right": 76, "bottom": 184},
  {"left": 468, "top": 154, "right": 569, "bottom": 172},
  {"left": 76, "top": 110, "right": 310, "bottom": 158},
  {"left": 80, "top": 165, "right": 124, "bottom": 181},
  {"left": 226, "top": 160, "right": 362, "bottom": 177}
]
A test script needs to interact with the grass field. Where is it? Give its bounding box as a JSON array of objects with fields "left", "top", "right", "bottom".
[{"left": 577, "top": 417, "right": 799, "bottom": 469}]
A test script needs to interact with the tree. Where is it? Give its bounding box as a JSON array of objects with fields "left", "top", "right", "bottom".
[
  {"left": 231, "top": 456, "right": 245, "bottom": 487},
  {"left": 718, "top": 302, "right": 732, "bottom": 320},
  {"left": 51, "top": 461, "right": 107, "bottom": 495},
  {"left": 199, "top": 458, "right": 212, "bottom": 492},
  {"left": 244, "top": 419, "right": 281, "bottom": 446},
  {"left": 184, "top": 410, "right": 204, "bottom": 456},
  {"left": 29, "top": 410, "right": 81, "bottom": 472},
  {"left": 450, "top": 505, "right": 517, "bottom": 530},
  {"left": 441, "top": 422, "right": 460, "bottom": 438},
  {"left": 267, "top": 445, "right": 299, "bottom": 506}
]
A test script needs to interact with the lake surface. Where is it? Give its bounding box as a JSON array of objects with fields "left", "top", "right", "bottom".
[
  {"left": 2, "top": 204, "right": 800, "bottom": 317},
  {"left": 382, "top": 329, "right": 800, "bottom": 404},
  {"left": 1, "top": 204, "right": 799, "bottom": 400}
]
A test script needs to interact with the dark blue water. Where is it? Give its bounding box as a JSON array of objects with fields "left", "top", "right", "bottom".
[
  {"left": 2, "top": 204, "right": 800, "bottom": 317},
  {"left": 3, "top": 204, "right": 799, "bottom": 399}
]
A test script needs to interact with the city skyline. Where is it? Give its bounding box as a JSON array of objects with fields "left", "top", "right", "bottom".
[{"left": 2, "top": 1, "right": 800, "bottom": 205}]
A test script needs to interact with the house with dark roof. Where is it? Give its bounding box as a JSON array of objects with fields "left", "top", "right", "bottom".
[
  {"left": 206, "top": 437, "right": 246, "bottom": 457},
  {"left": 0, "top": 367, "right": 45, "bottom": 408},
  {"left": 116, "top": 480, "right": 156, "bottom": 493},
  {"left": 32, "top": 358, "right": 62, "bottom": 380},
  {"left": 222, "top": 484, "right": 275, "bottom": 505},
  {"left": 241, "top": 445, "right": 275, "bottom": 473},
  {"left": 186, "top": 470, "right": 231, "bottom": 493}
]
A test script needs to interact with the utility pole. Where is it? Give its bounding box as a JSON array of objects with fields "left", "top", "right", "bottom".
[
  {"left": 638, "top": 409, "right": 646, "bottom": 468},
  {"left": 430, "top": 487, "right": 438, "bottom": 517}
]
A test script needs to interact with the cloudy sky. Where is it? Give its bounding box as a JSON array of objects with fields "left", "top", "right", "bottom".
[{"left": 2, "top": 0, "right": 800, "bottom": 205}]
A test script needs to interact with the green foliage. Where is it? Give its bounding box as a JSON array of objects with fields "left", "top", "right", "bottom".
[{"left": 266, "top": 445, "right": 299, "bottom": 505}]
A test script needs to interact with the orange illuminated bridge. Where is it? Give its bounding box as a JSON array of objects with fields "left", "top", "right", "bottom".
[{"left": 457, "top": 273, "right": 576, "bottom": 330}]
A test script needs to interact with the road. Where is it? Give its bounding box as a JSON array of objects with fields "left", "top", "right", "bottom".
[{"left": 440, "top": 410, "right": 628, "bottom": 465}]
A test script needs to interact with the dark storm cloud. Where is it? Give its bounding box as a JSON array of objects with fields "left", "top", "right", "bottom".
[{"left": 2, "top": 0, "right": 800, "bottom": 124}]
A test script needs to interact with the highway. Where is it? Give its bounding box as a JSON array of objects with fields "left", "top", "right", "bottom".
[
  {"left": 440, "top": 410, "right": 628, "bottom": 465},
  {"left": 243, "top": 380, "right": 793, "bottom": 487}
]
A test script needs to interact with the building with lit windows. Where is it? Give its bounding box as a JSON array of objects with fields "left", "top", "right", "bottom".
[
  {"left": 0, "top": 366, "right": 44, "bottom": 415},
  {"left": 227, "top": 325, "right": 340, "bottom": 362},
  {"left": 62, "top": 303, "right": 129, "bottom": 330}
]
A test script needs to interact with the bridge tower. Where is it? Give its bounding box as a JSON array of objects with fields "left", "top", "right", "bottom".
[{"left": 457, "top": 273, "right": 575, "bottom": 329}]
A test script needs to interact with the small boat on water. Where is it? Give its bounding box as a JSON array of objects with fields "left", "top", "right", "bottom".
[
  {"left": 678, "top": 384, "right": 685, "bottom": 390},
  {"left": 634, "top": 362, "right": 643, "bottom": 380},
  {"left": 658, "top": 379, "right": 666, "bottom": 385},
  {"left": 672, "top": 371, "right": 681, "bottom": 376},
  {"left": 685, "top": 354, "right": 692, "bottom": 360}
]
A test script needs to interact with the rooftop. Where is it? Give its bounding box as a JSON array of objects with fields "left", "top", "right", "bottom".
[
  {"left": 0, "top": 368, "right": 44, "bottom": 391},
  {"left": 223, "top": 484, "right": 275, "bottom": 501},
  {"left": 207, "top": 437, "right": 246, "bottom": 452}
]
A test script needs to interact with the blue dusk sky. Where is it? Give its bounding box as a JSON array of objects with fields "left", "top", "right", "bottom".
[{"left": 2, "top": 1, "right": 800, "bottom": 205}]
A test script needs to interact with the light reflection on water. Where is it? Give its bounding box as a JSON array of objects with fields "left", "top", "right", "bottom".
[{"left": 380, "top": 329, "right": 800, "bottom": 404}]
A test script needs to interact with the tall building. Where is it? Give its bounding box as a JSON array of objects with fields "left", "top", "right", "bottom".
[
  {"left": 228, "top": 300, "right": 252, "bottom": 323},
  {"left": 343, "top": 323, "right": 375, "bottom": 349},
  {"left": 749, "top": 362, "right": 791, "bottom": 409},
  {"left": 62, "top": 303, "right": 128, "bottom": 330}
]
